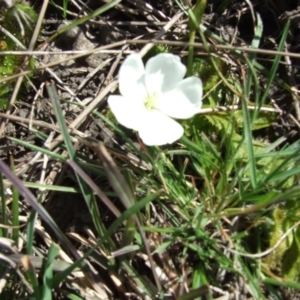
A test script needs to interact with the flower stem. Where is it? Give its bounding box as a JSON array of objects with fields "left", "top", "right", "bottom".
[
  {"left": 187, "top": 30, "right": 196, "bottom": 77},
  {"left": 186, "top": 0, "right": 207, "bottom": 77}
]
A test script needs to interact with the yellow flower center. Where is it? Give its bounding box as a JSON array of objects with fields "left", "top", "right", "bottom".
[{"left": 144, "top": 94, "right": 158, "bottom": 111}]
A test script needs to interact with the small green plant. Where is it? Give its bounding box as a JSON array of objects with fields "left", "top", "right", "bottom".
[
  {"left": 264, "top": 205, "right": 300, "bottom": 281},
  {"left": 191, "top": 56, "right": 224, "bottom": 91},
  {"left": 0, "top": 3, "right": 38, "bottom": 109}
]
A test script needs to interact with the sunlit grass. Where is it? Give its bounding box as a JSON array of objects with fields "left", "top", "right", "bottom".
[{"left": 1, "top": 0, "right": 300, "bottom": 299}]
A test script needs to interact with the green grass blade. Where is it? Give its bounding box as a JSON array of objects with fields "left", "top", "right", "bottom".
[
  {"left": 42, "top": 243, "right": 60, "bottom": 300},
  {"left": 52, "top": 192, "right": 156, "bottom": 289},
  {"left": 46, "top": 82, "right": 75, "bottom": 159},
  {"left": 10, "top": 159, "right": 19, "bottom": 243},
  {"left": 26, "top": 194, "right": 44, "bottom": 255},
  {"left": 8, "top": 136, "right": 66, "bottom": 161},
  {"left": 242, "top": 97, "right": 257, "bottom": 188},
  {"left": 260, "top": 21, "right": 290, "bottom": 105},
  {"left": 21, "top": 255, "right": 40, "bottom": 298},
  {"left": 0, "top": 160, "right": 80, "bottom": 260},
  {"left": 245, "top": 13, "right": 263, "bottom": 100},
  {"left": 0, "top": 173, "right": 8, "bottom": 237},
  {"left": 45, "top": 0, "right": 122, "bottom": 44}
]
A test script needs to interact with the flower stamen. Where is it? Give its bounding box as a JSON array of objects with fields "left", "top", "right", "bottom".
[{"left": 144, "top": 94, "right": 158, "bottom": 111}]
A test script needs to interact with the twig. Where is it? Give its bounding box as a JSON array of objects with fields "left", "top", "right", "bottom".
[
  {"left": 0, "top": 25, "right": 26, "bottom": 49},
  {"left": 226, "top": 220, "right": 300, "bottom": 258},
  {"left": 1, "top": 40, "right": 300, "bottom": 59},
  {"left": 3, "top": 38, "right": 300, "bottom": 86},
  {"left": 74, "top": 57, "right": 114, "bottom": 96},
  {"left": 0, "top": 253, "right": 33, "bottom": 294},
  {"left": 198, "top": 105, "right": 280, "bottom": 114},
  {"left": 139, "top": 12, "right": 184, "bottom": 57}
]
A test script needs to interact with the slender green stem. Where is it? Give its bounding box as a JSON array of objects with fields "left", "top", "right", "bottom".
[
  {"left": 187, "top": 30, "right": 196, "bottom": 77},
  {"left": 186, "top": 0, "right": 207, "bottom": 77}
]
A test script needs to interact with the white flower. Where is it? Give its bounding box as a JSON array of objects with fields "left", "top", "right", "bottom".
[{"left": 108, "top": 53, "right": 202, "bottom": 146}]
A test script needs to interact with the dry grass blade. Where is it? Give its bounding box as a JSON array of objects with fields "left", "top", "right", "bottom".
[
  {"left": 0, "top": 160, "right": 82, "bottom": 261},
  {"left": 0, "top": 252, "right": 33, "bottom": 294},
  {"left": 94, "top": 142, "right": 163, "bottom": 292},
  {"left": 67, "top": 159, "right": 121, "bottom": 218}
]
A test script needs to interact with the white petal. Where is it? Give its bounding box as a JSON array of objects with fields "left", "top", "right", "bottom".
[
  {"left": 138, "top": 110, "right": 184, "bottom": 146},
  {"left": 156, "top": 77, "right": 203, "bottom": 119},
  {"left": 145, "top": 53, "right": 186, "bottom": 95},
  {"left": 118, "top": 53, "right": 147, "bottom": 100},
  {"left": 108, "top": 95, "right": 147, "bottom": 131}
]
